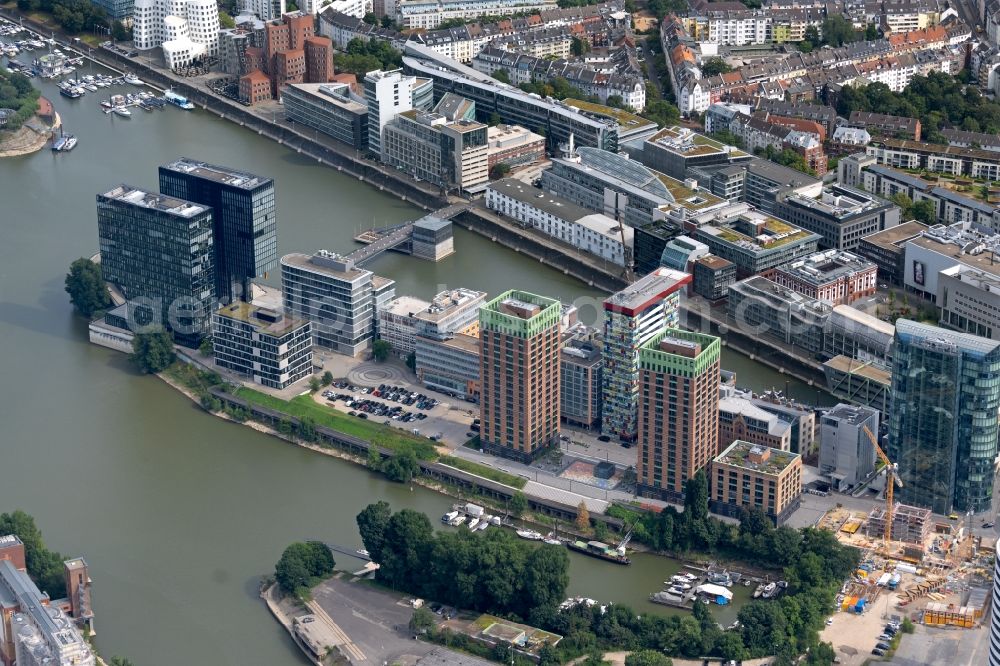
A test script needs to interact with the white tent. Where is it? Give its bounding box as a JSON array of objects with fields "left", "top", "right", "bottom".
[{"left": 695, "top": 583, "right": 733, "bottom": 601}]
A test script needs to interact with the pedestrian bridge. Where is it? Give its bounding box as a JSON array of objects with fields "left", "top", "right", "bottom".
[{"left": 346, "top": 203, "right": 468, "bottom": 265}]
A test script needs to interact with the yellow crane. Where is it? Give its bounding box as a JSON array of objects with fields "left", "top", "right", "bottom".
[{"left": 863, "top": 425, "right": 903, "bottom": 550}]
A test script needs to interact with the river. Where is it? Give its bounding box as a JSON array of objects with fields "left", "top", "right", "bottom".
[{"left": 0, "top": 60, "right": 818, "bottom": 665}]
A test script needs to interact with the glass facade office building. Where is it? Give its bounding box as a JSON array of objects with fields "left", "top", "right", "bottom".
[
  {"left": 158, "top": 158, "right": 278, "bottom": 303},
  {"left": 96, "top": 185, "right": 215, "bottom": 345},
  {"left": 888, "top": 320, "right": 1000, "bottom": 514}
]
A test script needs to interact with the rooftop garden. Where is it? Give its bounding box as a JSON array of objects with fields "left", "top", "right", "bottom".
[{"left": 563, "top": 98, "right": 653, "bottom": 129}]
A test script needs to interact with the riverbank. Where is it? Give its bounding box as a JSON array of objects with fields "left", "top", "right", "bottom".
[{"left": 0, "top": 111, "right": 58, "bottom": 157}]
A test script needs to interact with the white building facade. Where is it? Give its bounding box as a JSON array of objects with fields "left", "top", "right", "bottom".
[
  {"left": 133, "top": 0, "right": 220, "bottom": 69},
  {"left": 487, "top": 179, "right": 633, "bottom": 267}
]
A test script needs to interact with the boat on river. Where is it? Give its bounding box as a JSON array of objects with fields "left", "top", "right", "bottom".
[
  {"left": 112, "top": 106, "right": 132, "bottom": 118},
  {"left": 164, "top": 89, "right": 195, "bottom": 110},
  {"left": 516, "top": 529, "right": 543, "bottom": 540},
  {"left": 566, "top": 540, "right": 630, "bottom": 565}
]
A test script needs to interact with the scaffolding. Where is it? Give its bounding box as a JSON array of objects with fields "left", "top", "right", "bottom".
[{"left": 865, "top": 503, "right": 932, "bottom": 546}]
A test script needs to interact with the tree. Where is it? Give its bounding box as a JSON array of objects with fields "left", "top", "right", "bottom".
[
  {"left": 890, "top": 192, "right": 915, "bottom": 220},
  {"left": 492, "top": 69, "right": 511, "bottom": 84},
  {"left": 130, "top": 331, "right": 175, "bottom": 374},
  {"left": 912, "top": 198, "right": 937, "bottom": 224},
  {"left": 571, "top": 36, "right": 591, "bottom": 56},
  {"left": 381, "top": 15, "right": 395, "bottom": 28},
  {"left": 700, "top": 57, "right": 732, "bottom": 77},
  {"left": 865, "top": 24, "right": 879, "bottom": 40},
  {"left": 624, "top": 650, "right": 673, "bottom": 666},
  {"left": 522, "top": 544, "right": 570, "bottom": 610},
  {"left": 575, "top": 501, "right": 590, "bottom": 531},
  {"left": 405, "top": 351, "right": 416, "bottom": 372},
  {"left": 275, "top": 541, "right": 335, "bottom": 594},
  {"left": 362, "top": 11, "right": 377, "bottom": 24},
  {"left": 218, "top": 11, "right": 235, "bottom": 29},
  {"left": 821, "top": 15, "right": 857, "bottom": 47},
  {"left": 683, "top": 470, "right": 709, "bottom": 521},
  {"left": 489, "top": 112, "right": 502, "bottom": 126},
  {"left": 372, "top": 339, "right": 391, "bottom": 362},
  {"left": 64, "top": 258, "right": 111, "bottom": 318},
  {"left": 490, "top": 162, "right": 512, "bottom": 180},
  {"left": 309, "top": 376, "right": 322, "bottom": 392},
  {"left": 298, "top": 417, "right": 317, "bottom": 442},
  {"left": 605, "top": 95, "right": 625, "bottom": 109},
  {"left": 200, "top": 394, "right": 222, "bottom": 412},
  {"left": 357, "top": 501, "right": 392, "bottom": 562},
  {"left": 382, "top": 449, "right": 420, "bottom": 482},
  {"left": 321, "top": 371, "right": 334, "bottom": 386},
  {"left": 199, "top": 337, "right": 213, "bottom": 356},
  {"left": 0, "top": 511, "right": 67, "bottom": 599},
  {"left": 640, "top": 100, "right": 680, "bottom": 128},
  {"left": 509, "top": 491, "right": 528, "bottom": 517},
  {"left": 410, "top": 606, "right": 436, "bottom": 632}
]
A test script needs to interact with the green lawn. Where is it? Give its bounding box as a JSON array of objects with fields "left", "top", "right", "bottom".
[
  {"left": 438, "top": 455, "right": 526, "bottom": 489},
  {"left": 234, "top": 387, "right": 438, "bottom": 460}
]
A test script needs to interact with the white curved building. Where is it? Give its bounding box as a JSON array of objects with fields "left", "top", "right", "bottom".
[
  {"left": 992, "top": 538, "right": 1000, "bottom": 666},
  {"left": 133, "top": 0, "right": 220, "bottom": 69}
]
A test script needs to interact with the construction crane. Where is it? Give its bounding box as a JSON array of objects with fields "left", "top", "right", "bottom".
[{"left": 863, "top": 425, "right": 904, "bottom": 550}]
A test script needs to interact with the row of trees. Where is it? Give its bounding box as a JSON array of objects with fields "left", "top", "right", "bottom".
[
  {"left": 835, "top": 71, "right": 1000, "bottom": 138},
  {"left": 336, "top": 38, "right": 403, "bottom": 77},
  {"left": 16, "top": 0, "right": 109, "bottom": 35},
  {"left": 357, "top": 502, "right": 570, "bottom": 621},
  {"left": 0, "top": 67, "right": 40, "bottom": 132},
  {"left": 0, "top": 511, "right": 69, "bottom": 599},
  {"left": 274, "top": 541, "right": 336, "bottom": 596},
  {"left": 889, "top": 192, "right": 936, "bottom": 225},
  {"left": 756, "top": 144, "right": 815, "bottom": 176}
]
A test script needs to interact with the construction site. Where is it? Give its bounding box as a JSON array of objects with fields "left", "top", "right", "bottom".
[{"left": 810, "top": 425, "right": 996, "bottom": 663}]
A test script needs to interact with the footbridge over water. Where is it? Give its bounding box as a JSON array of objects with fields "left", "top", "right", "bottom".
[{"left": 346, "top": 203, "right": 468, "bottom": 265}]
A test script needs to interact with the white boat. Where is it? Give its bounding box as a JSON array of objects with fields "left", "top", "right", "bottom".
[
  {"left": 124, "top": 73, "right": 144, "bottom": 85},
  {"left": 356, "top": 549, "right": 369, "bottom": 557},
  {"left": 452, "top": 515, "right": 466, "bottom": 526},
  {"left": 543, "top": 538, "right": 562, "bottom": 546},
  {"left": 516, "top": 529, "right": 543, "bottom": 540},
  {"left": 112, "top": 106, "right": 131, "bottom": 117},
  {"left": 441, "top": 510, "right": 458, "bottom": 524},
  {"left": 477, "top": 515, "right": 492, "bottom": 531},
  {"left": 467, "top": 518, "right": 480, "bottom": 530},
  {"left": 164, "top": 89, "right": 195, "bottom": 110},
  {"left": 761, "top": 582, "right": 777, "bottom": 599},
  {"left": 490, "top": 516, "right": 501, "bottom": 526},
  {"left": 667, "top": 586, "right": 685, "bottom": 595}
]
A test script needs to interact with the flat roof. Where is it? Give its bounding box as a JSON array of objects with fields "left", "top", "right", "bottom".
[
  {"left": 287, "top": 82, "right": 367, "bottom": 113},
  {"left": 489, "top": 178, "right": 597, "bottom": 223},
  {"left": 699, "top": 211, "right": 819, "bottom": 252},
  {"left": 413, "top": 288, "right": 487, "bottom": 323},
  {"left": 823, "top": 355, "right": 892, "bottom": 385},
  {"left": 281, "top": 251, "right": 371, "bottom": 282},
  {"left": 215, "top": 301, "right": 306, "bottom": 337},
  {"left": 562, "top": 98, "right": 656, "bottom": 132},
  {"left": 775, "top": 249, "right": 877, "bottom": 286},
  {"left": 719, "top": 397, "right": 790, "bottom": 437},
  {"left": 100, "top": 185, "right": 208, "bottom": 218},
  {"left": 824, "top": 403, "right": 878, "bottom": 425},
  {"left": 859, "top": 220, "right": 929, "bottom": 250},
  {"left": 648, "top": 126, "right": 748, "bottom": 158},
  {"left": 907, "top": 234, "right": 1000, "bottom": 279},
  {"left": 714, "top": 440, "right": 800, "bottom": 475},
  {"left": 696, "top": 254, "right": 734, "bottom": 270},
  {"left": 384, "top": 295, "right": 433, "bottom": 318},
  {"left": 604, "top": 268, "right": 691, "bottom": 316},
  {"left": 438, "top": 332, "right": 481, "bottom": 354},
  {"left": 830, "top": 304, "right": 895, "bottom": 336},
  {"left": 896, "top": 318, "right": 1000, "bottom": 355},
  {"left": 160, "top": 157, "right": 271, "bottom": 190}
]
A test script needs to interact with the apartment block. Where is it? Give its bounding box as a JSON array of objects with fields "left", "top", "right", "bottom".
[
  {"left": 479, "top": 291, "right": 561, "bottom": 462},
  {"left": 96, "top": 184, "right": 216, "bottom": 345},
  {"left": 637, "top": 329, "right": 721, "bottom": 502},
  {"left": 412, "top": 288, "right": 486, "bottom": 340},
  {"left": 561, "top": 326, "right": 603, "bottom": 429},
  {"left": 486, "top": 124, "right": 546, "bottom": 171},
  {"left": 281, "top": 250, "right": 396, "bottom": 356},
  {"left": 283, "top": 83, "right": 369, "bottom": 150},
  {"left": 855, "top": 220, "right": 929, "bottom": 286},
  {"left": 767, "top": 249, "right": 878, "bottom": 305},
  {"left": 818, "top": 403, "right": 879, "bottom": 491},
  {"left": 848, "top": 111, "right": 921, "bottom": 141},
  {"left": 363, "top": 69, "right": 434, "bottom": 156},
  {"left": 158, "top": 158, "right": 278, "bottom": 304},
  {"left": 751, "top": 394, "right": 817, "bottom": 457},
  {"left": 728, "top": 276, "right": 831, "bottom": 357},
  {"left": 692, "top": 255, "right": 736, "bottom": 302},
  {"left": 938, "top": 264, "right": 1000, "bottom": 339},
  {"left": 396, "top": 0, "right": 557, "bottom": 30},
  {"left": 378, "top": 295, "right": 432, "bottom": 357},
  {"left": 212, "top": 302, "right": 313, "bottom": 389},
  {"left": 773, "top": 184, "right": 901, "bottom": 252},
  {"left": 867, "top": 139, "right": 1000, "bottom": 180},
  {"left": 415, "top": 333, "right": 481, "bottom": 401},
  {"left": 602, "top": 269, "right": 692, "bottom": 442},
  {"left": 718, "top": 393, "right": 792, "bottom": 452},
  {"left": 382, "top": 110, "right": 488, "bottom": 191},
  {"left": 693, "top": 209, "right": 821, "bottom": 277},
  {"left": 710, "top": 440, "right": 802, "bottom": 525}
]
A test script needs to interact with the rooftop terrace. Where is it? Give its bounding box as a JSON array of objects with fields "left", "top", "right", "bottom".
[
  {"left": 714, "top": 440, "right": 799, "bottom": 475},
  {"left": 215, "top": 301, "right": 306, "bottom": 337}
]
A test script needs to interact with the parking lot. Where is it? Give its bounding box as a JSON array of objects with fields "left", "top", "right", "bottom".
[{"left": 310, "top": 376, "right": 477, "bottom": 447}]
